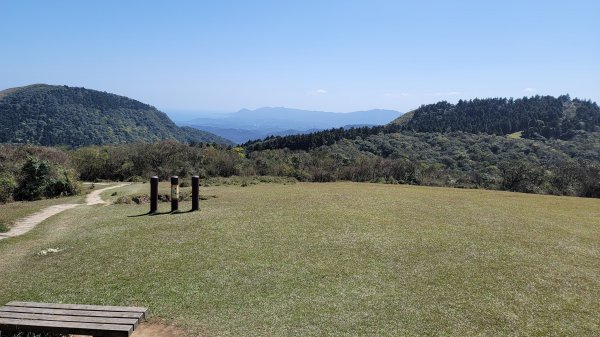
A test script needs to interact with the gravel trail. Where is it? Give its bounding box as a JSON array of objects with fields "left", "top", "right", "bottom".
[{"left": 0, "top": 184, "right": 130, "bottom": 240}]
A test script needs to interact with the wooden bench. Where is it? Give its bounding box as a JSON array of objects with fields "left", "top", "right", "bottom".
[{"left": 0, "top": 301, "right": 149, "bottom": 337}]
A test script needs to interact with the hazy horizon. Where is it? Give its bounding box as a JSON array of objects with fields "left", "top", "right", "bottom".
[{"left": 166, "top": 106, "right": 404, "bottom": 122}]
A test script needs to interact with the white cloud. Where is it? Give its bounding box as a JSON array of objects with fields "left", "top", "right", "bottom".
[
  {"left": 432, "top": 91, "right": 461, "bottom": 96},
  {"left": 308, "top": 89, "right": 328, "bottom": 95},
  {"left": 524, "top": 87, "right": 537, "bottom": 93},
  {"left": 384, "top": 92, "right": 411, "bottom": 98}
]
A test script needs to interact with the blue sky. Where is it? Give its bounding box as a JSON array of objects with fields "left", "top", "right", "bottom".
[{"left": 1, "top": 0, "right": 599, "bottom": 117}]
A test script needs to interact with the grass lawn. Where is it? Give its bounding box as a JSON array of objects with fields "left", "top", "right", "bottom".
[{"left": 0, "top": 182, "right": 599, "bottom": 336}]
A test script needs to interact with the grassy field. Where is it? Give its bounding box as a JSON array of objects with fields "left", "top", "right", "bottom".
[{"left": 0, "top": 182, "right": 599, "bottom": 336}]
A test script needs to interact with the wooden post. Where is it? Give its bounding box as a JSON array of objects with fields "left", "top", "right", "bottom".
[
  {"left": 150, "top": 176, "right": 158, "bottom": 214},
  {"left": 171, "top": 176, "right": 179, "bottom": 212},
  {"left": 192, "top": 175, "right": 200, "bottom": 211}
]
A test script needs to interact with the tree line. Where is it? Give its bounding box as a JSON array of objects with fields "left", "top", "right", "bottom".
[
  {"left": 2, "top": 130, "right": 599, "bottom": 203},
  {"left": 403, "top": 95, "right": 599, "bottom": 140}
]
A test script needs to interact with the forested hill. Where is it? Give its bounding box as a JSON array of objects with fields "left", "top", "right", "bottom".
[
  {"left": 0, "top": 84, "right": 232, "bottom": 147},
  {"left": 396, "top": 95, "right": 600, "bottom": 140},
  {"left": 244, "top": 95, "right": 600, "bottom": 151}
]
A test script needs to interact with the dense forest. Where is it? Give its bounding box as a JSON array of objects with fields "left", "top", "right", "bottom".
[
  {"left": 244, "top": 95, "right": 600, "bottom": 151},
  {"left": 0, "top": 84, "right": 232, "bottom": 146},
  {"left": 401, "top": 95, "right": 600, "bottom": 139}
]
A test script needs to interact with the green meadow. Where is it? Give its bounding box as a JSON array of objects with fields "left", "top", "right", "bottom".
[{"left": 1, "top": 182, "right": 599, "bottom": 336}]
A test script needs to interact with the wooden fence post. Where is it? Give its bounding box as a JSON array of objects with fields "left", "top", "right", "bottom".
[
  {"left": 150, "top": 176, "right": 158, "bottom": 214},
  {"left": 171, "top": 176, "right": 179, "bottom": 212},
  {"left": 192, "top": 175, "right": 200, "bottom": 211}
]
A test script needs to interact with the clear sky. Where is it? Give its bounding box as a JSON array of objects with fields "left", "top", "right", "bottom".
[{"left": 1, "top": 0, "right": 599, "bottom": 116}]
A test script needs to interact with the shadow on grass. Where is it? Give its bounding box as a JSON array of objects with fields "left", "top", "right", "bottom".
[{"left": 128, "top": 209, "right": 199, "bottom": 217}]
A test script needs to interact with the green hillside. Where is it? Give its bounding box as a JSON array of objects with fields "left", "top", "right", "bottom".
[
  {"left": 395, "top": 95, "right": 600, "bottom": 140},
  {"left": 0, "top": 84, "right": 232, "bottom": 146}
]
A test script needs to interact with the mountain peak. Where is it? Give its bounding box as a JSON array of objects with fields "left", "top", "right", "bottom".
[{"left": 0, "top": 84, "right": 232, "bottom": 146}]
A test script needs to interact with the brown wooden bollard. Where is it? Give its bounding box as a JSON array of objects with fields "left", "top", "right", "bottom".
[
  {"left": 192, "top": 175, "right": 200, "bottom": 211},
  {"left": 150, "top": 176, "right": 158, "bottom": 214},
  {"left": 171, "top": 176, "right": 179, "bottom": 212}
]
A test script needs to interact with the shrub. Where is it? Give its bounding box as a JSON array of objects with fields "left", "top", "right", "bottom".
[
  {"left": 115, "top": 194, "right": 150, "bottom": 204},
  {"left": 14, "top": 157, "right": 81, "bottom": 201},
  {"left": 115, "top": 196, "right": 133, "bottom": 204},
  {"left": 132, "top": 194, "right": 150, "bottom": 204},
  {"left": 0, "top": 173, "right": 17, "bottom": 203},
  {"left": 45, "top": 168, "right": 82, "bottom": 198},
  {"left": 14, "top": 157, "right": 53, "bottom": 201}
]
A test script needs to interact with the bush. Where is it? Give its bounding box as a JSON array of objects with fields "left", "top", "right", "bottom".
[
  {"left": 499, "top": 161, "right": 544, "bottom": 193},
  {"left": 14, "top": 156, "right": 53, "bottom": 201},
  {"left": 0, "top": 222, "right": 9, "bottom": 233},
  {"left": 115, "top": 193, "right": 150, "bottom": 204},
  {"left": 132, "top": 194, "right": 150, "bottom": 204},
  {"left": 115, "top": 195, "right": 133, "bottom": 204},
  {"left": 14, "top": 157, "right": 81, "bottom": 201},
  {"left": 0, "top": 173, "right": 17, "bottom": 203},
  {"left": 45, "top": 168, "right": 82, "bottom": 198}
]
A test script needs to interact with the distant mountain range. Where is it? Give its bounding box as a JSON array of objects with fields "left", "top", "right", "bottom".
[
  {"left": 0, "top": 84, "right": 232, "bottom": 147},
  {"left": 245, "top": 94, "right": 600, "bottom": 151},
  {"left": 178, "top": 107, "right": 401, "bottom": 144}
]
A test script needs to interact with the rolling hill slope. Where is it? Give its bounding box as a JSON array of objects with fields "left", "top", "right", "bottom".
[
  {"left": 0, "top": 84, "right": 232, "bottom": 146},
  {"left": 245, "top": 95, "right": 600, "bottom": 151},
  {"left": 394, "top": 95, "right": 600, "bottom": 140}
]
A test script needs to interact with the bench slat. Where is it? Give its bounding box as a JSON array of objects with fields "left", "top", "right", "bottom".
[
  {"left": 7, "top": 301, "right": 148, "bottom": 314},
  {"left": 0, "top": 317, "right": 132, "bottom": 337},
  {"left": 0, "top": 311, "right": 139, "bottom": 327},
  {"left": 0, "top": 306, "right": 143, "bottom": 319}
]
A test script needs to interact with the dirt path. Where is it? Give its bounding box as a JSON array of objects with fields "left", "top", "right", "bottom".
[
  {"left": 0, "top": 184, "right": 130, "bottom": 240},
  {"left": 72, "top": 323, "right": 184, "bottom": 337},
  {"left": 86, "top": 183, "right": 130, "bottom": 205},
  {"left": 131, "top": 323, "right": 184, "bottom": 336},
  {"left": 0, "top": 204, "right": 80, "bottom": 240}
]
